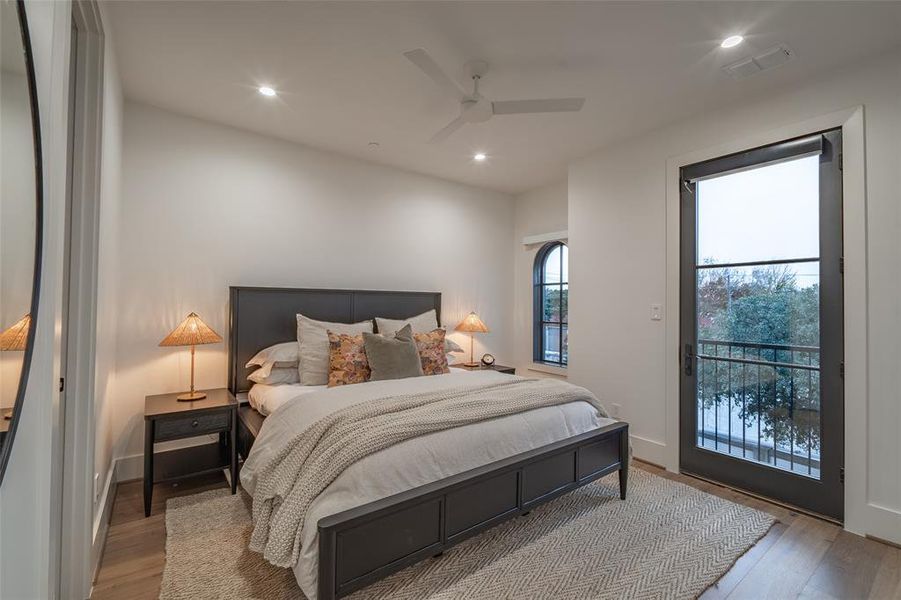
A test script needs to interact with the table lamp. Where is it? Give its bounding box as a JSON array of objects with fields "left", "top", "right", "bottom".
[
  {"left": 0, "top": 314, "right": 30, "bottom": 351},
  {"left": 159, "top": 312, "right": 222, "bottom": 401},
  {"left": 0, "top": 315, "right": 30, "bottom": 420},
  {"left": 454, "top": 312, "right": 489, "bottom": 367}
]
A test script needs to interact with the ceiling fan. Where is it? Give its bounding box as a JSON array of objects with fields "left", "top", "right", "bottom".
[{"left": 403, "top": 48, "right": 586, "bottom": 143}]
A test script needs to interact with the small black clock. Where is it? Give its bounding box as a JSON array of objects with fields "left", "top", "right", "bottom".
[{"left": 481, "top": 353, "right": 496, "bottom": 366}]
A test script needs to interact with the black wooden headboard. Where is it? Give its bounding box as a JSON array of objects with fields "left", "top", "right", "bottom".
[{"left": 228, "top": 286, "right": 441, "bottom": 394}]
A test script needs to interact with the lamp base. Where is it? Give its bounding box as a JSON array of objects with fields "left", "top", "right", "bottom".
[
  {"left": 461, "top": 361, "right": 480, "bottom": 368},
  {"left": 176, "top": 391, "right": 207, "bottom": 402}
]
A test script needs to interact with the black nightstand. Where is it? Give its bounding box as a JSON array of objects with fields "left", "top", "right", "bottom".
[
  {"left": 450, "top": 363, "right": 516, "bottom": 375},
  {"left": 143, "top": 388, "right": 237, "bottom": 517}
]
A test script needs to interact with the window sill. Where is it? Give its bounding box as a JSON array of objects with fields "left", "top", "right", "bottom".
[{"left": 528, "top": 363, "right": 568, "bottom": 377}]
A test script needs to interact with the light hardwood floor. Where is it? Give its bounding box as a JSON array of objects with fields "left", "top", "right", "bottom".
[{"left": 91, "top": 462, "right": 901, "bottom": 600}]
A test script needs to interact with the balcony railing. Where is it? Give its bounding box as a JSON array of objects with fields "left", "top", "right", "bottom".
[{"left": 696, "top": 338, "right": 821, "bottom": 479}]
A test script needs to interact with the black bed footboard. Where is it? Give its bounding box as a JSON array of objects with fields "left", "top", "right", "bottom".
[{"left": 317, "top": 421, "right": 629, "bottom": 600}]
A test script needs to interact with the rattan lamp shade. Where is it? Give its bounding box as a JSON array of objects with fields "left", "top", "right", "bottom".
[
  {"left": 454, "top": 312, "right": 489, "bottom": 366},
  {"left": 159, "top": 312, "right": 222, "bottom": 347},
  {"left": 454, "top": 312, "right": 489, "bottom": 334},
  {"left": 160, "top": 312, "right": 222, "bottom": 401},
  {"left": 0, "top": 315, "right": 30, "bottom": 351}
]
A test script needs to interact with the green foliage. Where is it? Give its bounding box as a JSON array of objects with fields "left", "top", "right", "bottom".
[
  {"left": 542, "top": 286, "right": 568, "bottom": 323},
  {"left": 696, "top": 265, "right": 821, "bottom": 454}
]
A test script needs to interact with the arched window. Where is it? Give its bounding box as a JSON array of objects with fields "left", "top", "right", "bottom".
[{"left": 533, "top": 241, "right": 568, "bottom": 366}]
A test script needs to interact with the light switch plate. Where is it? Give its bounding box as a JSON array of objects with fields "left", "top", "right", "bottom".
[{"left": 650, "top": 304, "right": 663, "bottom": 321}]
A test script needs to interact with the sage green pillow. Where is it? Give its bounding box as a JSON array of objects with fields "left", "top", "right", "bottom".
[{"left": 363, "top": 324, "right": 424, "bottom": 381}]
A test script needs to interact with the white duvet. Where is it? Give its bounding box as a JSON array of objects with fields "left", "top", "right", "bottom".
[
  {"left": 247, "top": 382, "right": 325, "bottom": 416},
  {"left": 240, "top": 370, "right": 612, "bottom": 599}
]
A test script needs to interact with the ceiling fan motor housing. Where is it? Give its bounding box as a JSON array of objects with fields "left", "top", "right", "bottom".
[{"left": 464, "top": 59, "right": 490, "bottom": 80}]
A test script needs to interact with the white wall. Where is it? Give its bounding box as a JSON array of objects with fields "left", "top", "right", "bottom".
[
  {"left": 512, "top": 181, "right": 568, "bottom": 377},
  {"left": 111, "top": 102, "right": 515, "bottom": 464},
  {"left": 91, "top": 0, "right": 124, "bottom": 568},
  {"left": 0, "top": 1, "right": 73, "bottom": 598},
  {"left": 568, "top": 50, "right": 901, "bottom": 543}
]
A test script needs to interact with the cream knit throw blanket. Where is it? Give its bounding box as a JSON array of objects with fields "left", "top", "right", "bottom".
[{"left": 248, "top": 377, "right": 608, "bottom": 568}]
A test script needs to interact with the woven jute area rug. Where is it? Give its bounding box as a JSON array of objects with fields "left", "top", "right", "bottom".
[{"left": 160, "top": 469, "right": 774, "bottom": 600}]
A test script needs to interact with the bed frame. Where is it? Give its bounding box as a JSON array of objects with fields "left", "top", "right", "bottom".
[{"left": 228, "top": 286, "right": 629, "bottom": 600}]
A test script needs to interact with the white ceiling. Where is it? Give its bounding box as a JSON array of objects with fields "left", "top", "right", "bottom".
[{"left": 107, "top": 1, "right": 901, "bottom": 194}]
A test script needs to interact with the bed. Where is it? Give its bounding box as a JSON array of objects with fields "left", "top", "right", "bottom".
[{"left": 229, "top": 286, "right": 629, "bottom": 600}]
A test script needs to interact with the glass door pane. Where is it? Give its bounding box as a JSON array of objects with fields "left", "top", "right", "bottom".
[
  {"left": 694, "top": 156, "right": 822, "bottom": 479},
  {"left": 696, "top": 156, "right": 820, "bottom": 264}
]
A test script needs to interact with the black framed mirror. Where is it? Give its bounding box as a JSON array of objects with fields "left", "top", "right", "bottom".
[{"left": 0, "top": 0, "right": 44, "bottom": 484}]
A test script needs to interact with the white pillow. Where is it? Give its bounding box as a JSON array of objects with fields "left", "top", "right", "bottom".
[
  {"left": 297, "top": 314, "right": 373, "bottom": 385},
  {"left": 246, "top": 341, "right": 299, "bottom": 369},
  {"left": 376, "top": 311, "right": 463, "bottom": 355},
  {"left": 444, "top": 336, "right": 465, "bottom": 354},
  {"left": 248, "top": 367, "right": 300, "bottom": 385},
  {"left": 375, "top": 309, "right": 439, "bottom": 337}
]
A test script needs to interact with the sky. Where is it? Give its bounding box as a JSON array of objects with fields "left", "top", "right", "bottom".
[
  {"left": 697, "top": 154, "right": 820, "bottom": 288},
  {"left": 542, "top": 243, "right": 568, "bottom": 283}
]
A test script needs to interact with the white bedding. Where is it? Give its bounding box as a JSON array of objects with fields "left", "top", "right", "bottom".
[
  {"left": 241, "top": 371, "right": 612, "bottom": 599},
  {"left": 247, "top": 382, "right": 325, "bottom": 416}
]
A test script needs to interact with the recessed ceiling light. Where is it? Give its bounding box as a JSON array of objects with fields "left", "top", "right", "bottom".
[
  {"left": 721, "top": 35, "right": 744, "bottom": 49},
  {"left": 258, "top": 86, "right": 277, "bottom": 97},
  {"left": 473, "top": 152, "right": 487, "bottom": 161}
]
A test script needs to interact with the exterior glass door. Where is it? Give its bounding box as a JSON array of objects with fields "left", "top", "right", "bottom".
[{"left": 679, "top": 130, "right": 844, "bottom": 519}]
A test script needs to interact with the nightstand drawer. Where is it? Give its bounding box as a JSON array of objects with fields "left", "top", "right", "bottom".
[{"left": 155, "top": 410, "right": 230, "bottom": 441}]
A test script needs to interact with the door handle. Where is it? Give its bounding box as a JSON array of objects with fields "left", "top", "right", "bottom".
[{"left": 684, "top": 344, "right": 694, "bottom": 376}]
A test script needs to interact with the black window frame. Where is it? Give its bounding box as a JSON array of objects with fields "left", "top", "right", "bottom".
[{"left": 533, "top": 241, "right": 568, "bottom": 367}]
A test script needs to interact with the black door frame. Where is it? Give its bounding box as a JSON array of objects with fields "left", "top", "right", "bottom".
[{"left": 679, "top": 129, "right": 844, "bottom": 520}]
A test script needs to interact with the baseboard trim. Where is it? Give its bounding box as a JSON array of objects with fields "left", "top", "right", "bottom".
[
  {"left": 862, "top": 502, "right": 901, "bottom": 546},
  {"left": 629, "top": 435, "right": 668, "bottom": 467},
  {"left": 87, "top": 452, "right": 152, "bottom": 594},
  {"left": 867, "top": 533, "right": 901, "bottom": 550},
  {"left": 89, "top": 464, "right": 117, "bottom": 592},
  {"left": 115, "top": 452, "right": 143, "bottom": 482}
]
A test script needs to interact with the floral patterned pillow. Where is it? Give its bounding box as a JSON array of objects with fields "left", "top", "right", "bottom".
[
  {"left": 327, "top": 331, "right": 370, "bottom": 387},
  {"left": 414, "top": 328, "right": 450, "bottom": 376}
]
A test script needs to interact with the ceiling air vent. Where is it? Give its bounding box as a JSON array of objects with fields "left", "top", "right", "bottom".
[{"left": 723, "top": 44, "right": 794, "bottom": 79}]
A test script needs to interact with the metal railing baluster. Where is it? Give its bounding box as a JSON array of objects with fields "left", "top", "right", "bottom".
[
  {"left": 693, "top": 338, "right": 820, "bottom": 478},
  {"left": 727, "top": 345, "right": 732, "bottom": 456},
  {"left": 770, "top": 344, "right": 776, "bottom": 468},
  {"left": 742, "top": 346, "right": 746, "bottom": 458},
  {"left": 789, "top": 349, "right": 795, "bottom": 472},
  {"left": 808, "top": 351, "right": 813, "bottom": 476},
  {"left": 757, "top": 352, "right": 762, "bottom": 463},
  {"left": 714, "top": 344, "right": 719, "bottom": 451},
  {"left": 699, "top": 343, "right": 705, "bottom": 448}
]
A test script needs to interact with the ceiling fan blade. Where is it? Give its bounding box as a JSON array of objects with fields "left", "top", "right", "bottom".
[
  {"left": 429, "top": 116, "right": 465, "bottom": 144},
  {"left": 492, "top": 98, "right": 585, "bottom": 115},
  {"left": 403, "top": 48, "right": 467, "bottom": 101}
]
